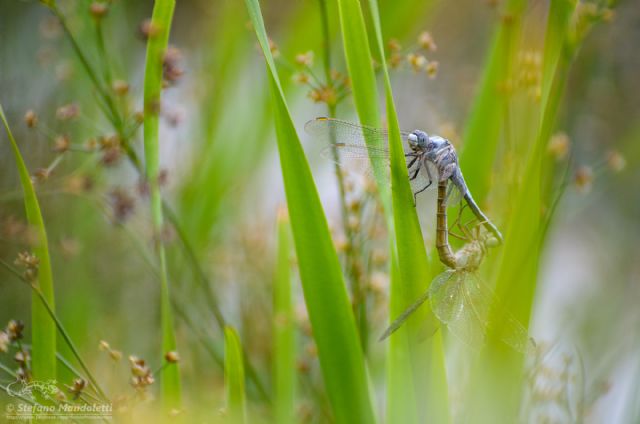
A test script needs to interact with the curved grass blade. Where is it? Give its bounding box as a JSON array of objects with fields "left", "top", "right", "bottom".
[
  {"left": 244, "top": 1, "right": 376, "bottom": 422},
  {"left": 365, "top": 0, "right": 449, "bottom": 422},
  {"left": 224, "top": 326, "right": 247, "bottom": 424},
  {"left": 0, "top": 104, "right": 56, "bottom": 382},
  {"left": 335, "top": 0, "right": 389, "bottom": 211},
  {"left": 142, "top": 0, "right": 181, "bottom": 410}
]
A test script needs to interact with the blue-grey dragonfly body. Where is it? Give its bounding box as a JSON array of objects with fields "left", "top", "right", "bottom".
[{"left": 305, "top": 117, "right": 503, "bottom": 243}]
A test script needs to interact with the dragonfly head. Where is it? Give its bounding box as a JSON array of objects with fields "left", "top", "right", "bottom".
[{"left": 407, "top": 130, "right": 429, "bottom": 151}]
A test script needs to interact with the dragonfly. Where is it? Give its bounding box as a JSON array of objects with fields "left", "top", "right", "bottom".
[
  {"left": 304, "top": 117, "right": 503, "bottom": 244},
  {"left": 379, "top": 180, "right": 534, "bottom": 352}
]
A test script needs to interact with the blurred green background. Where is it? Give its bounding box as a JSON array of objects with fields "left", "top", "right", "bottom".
[{"left": 1, "top": 0, "right": 639, "bottom": 422}]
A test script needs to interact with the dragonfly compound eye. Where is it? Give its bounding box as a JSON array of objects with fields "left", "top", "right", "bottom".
[{"left": 409, "top": 130, "right": 429, "bottom": 148}]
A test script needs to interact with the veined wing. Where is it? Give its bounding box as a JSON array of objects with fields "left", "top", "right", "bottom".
[
  {"left": 428, "top": 270, "right": 487, "bottom": 350},
  {"left": 429, "top": 269, "right": 533, "bottom": 352},
  {"left": 460, "top": 272, "right": 534, "bottom": 353},
  {"left": 304, "top": 117, "right": 412, "bottom": 154},
  {"left": 306, "top": 117, "right": 437, "bottom": 197}
]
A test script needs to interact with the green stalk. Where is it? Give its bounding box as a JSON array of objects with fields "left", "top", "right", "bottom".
[
  {"left": 0, "top": 104, "right": 56, "bottom": 383},
  {"left": 467, "top": 2, "right": 578, "bottom": 422},
  {"left": 245, "top": 0, "right": 376, "bottom": 421},
  {"left": 0, "top": 258, "right": 107, "bottom": 400},
  {"left": 42, "top": 0, "right": 272, "bottom": 406},
  {"left": 141, "top": 0, "right": 181, "bottom": 410},
  {"left": 335, "top": 0, "right": 388, "bottom": 212},
  {"left": 458, "top": 0, "right": 527, "bottom": 204},
  {"left": 273, "top": 213, "right": 295, "bottom": 424},
  {"left": 224, "top": 326, "right": 247, "bottom": 424},
  {"left": 317, "top": 0, "right": 368, "bottom": 349}
]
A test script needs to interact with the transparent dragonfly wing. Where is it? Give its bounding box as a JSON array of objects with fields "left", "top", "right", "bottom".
[
  {"left": 304, "top": 117, "right": 412, "bottom": 152},
  {"left": 461, "top": 273, "right": 534, "bottom": 353},
  {"left": 428, "top": 270, "right": 487, "bottom": 350},
  {"left": 305, "top": 117, "right": 437, "bottom": 197},
  {"left": 428, "top": 269, "right": 532, "bottom": 352},
  {"left": 444, "top": 177, "right": 464, "bottom": 206}
]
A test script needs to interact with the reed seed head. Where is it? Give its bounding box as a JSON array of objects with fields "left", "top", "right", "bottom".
[
  {"left": 547, "top": 132, "right": 570, "bottom": 161},
  {"left": 164, "top": 351, "right": 180, "bottom": 363},
  {"left": 606, "top": 150, "right": 626, "bottom": 172},
  {"left": 112, "top": 80, "right": 129, "bottom": 96},
  {"left": 163, "top": 46, "right": 184, "bottom": 86},
  {"left": 418, "top": 31, "right": 437, "bottom": 51},
  {"left": 54, "top": 135, "right": 71, "bottom": 153},
  {"left": 69, "top": 378, "right": 86, "bottom": 398},
  {"left": 6, "top": 320, "right": 25, "bottom": 342},
  {"left": 0, "top": 331, "right": 9, "bottom": 352},
  {"left": 574, "top": 165, "right": 594, "bottom": 193},
  {"left": 139, "top": 19, "right": 160, "bottom": 40},
  {"left": 56, "top": 103, "right": 80, "bottom": 121},
  {"left": 24, "top": 110, "right": 38, "bottom": 128},
  {"left": 89, "top": 2, "right": 109, "bottom": 19},
  {"left": 294, "top": 51, "right": 314, "bottom": 67},
  {"left": 425, "top": 60, "right": 439, "bottom": 79}
]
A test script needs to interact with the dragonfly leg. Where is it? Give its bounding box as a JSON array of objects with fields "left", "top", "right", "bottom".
[
  {"left": 460, "top": 216, "right": 485, "bottom": 240},
  {"left": 409, "top": 164, "right": 421, "bottom": 181},
  {"left": 412, "top": 180, "right": 432, "bottom": 205},
  {"left": 406, "top": 155, "right": 418, "bottom": 170},
  {"left": 447, "top": 201, "right": 468, "bottom": 240}
]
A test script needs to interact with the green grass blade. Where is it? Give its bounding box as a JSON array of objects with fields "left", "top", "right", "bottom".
[
  {"left": 468, "top": 3, "right": 578, "bottom": 422},
  {"left": 142, "top": 0, "right": 181, "bottom": 410},
  {"left": 366, "top": 1, "right": 449, "bottom": 422},
  {"left": 244, "top": 1, "right": 376, "bottom": 422},
  {"left": 458, "top": 0, "right": 527, "bottom": 204},
  {"left": 335, "top": 0, "right": 390, "bottom": 211},
  {"left": 493, "top": 0, "right": 577, "bottom": 337},
  {"left": 225, "top": 326, "right": 247, "bottom": 424},
  {"left": 0, "top": 104, "right": 56, "bottom": 382},
  {"left": 273, "top": 211, "right": 296, "bottom": 424}
]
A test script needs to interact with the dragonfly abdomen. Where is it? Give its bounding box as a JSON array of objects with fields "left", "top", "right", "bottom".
[{"left": 436, "top": 180, "right": 457, "bottom": 269}]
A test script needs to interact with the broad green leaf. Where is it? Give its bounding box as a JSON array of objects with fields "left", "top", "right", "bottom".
[
  {"left": 142, "top": 0, "right": 181, "bottom": 410},
  {"left": 225, "top": 326, "right": 247, "bottom": 424},
  {"left": 0, "top": 104, "right": 56, "bottom": 382},
  {"left": 244, "top": 0, "right": 376, "bottom": 422}
]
